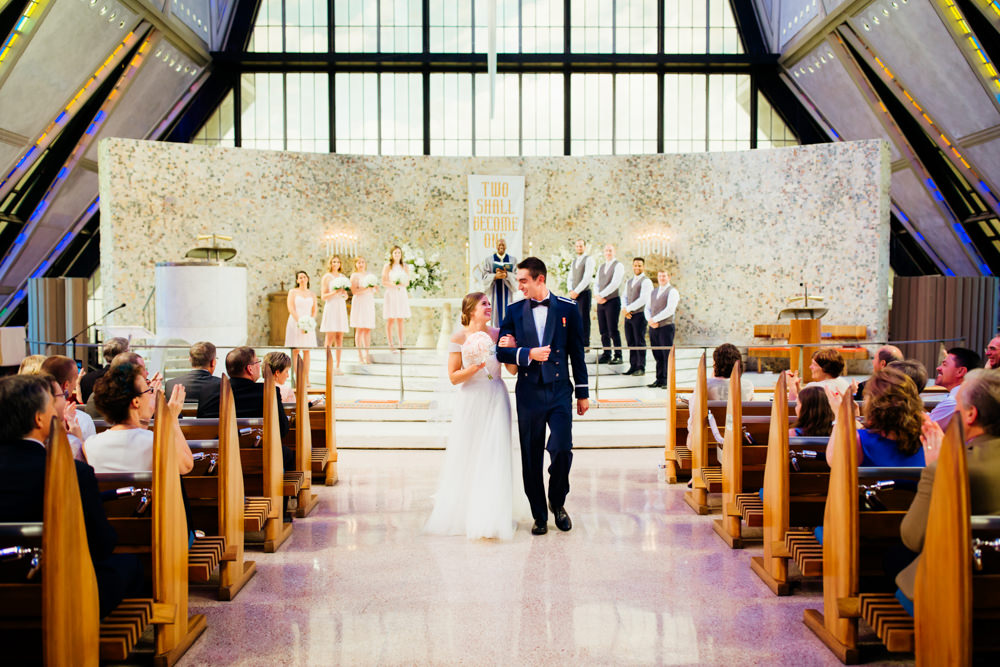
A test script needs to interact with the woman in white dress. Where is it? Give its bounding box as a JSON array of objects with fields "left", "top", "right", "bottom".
[
  {"left": 424, "top": 292, "right": 530, "bottom": 540},
  {"left": 349, "top": 257, "right": 377, "bottom": 364},
  {"left": 320, "top": 256, "right": 350, "bottom": 371},
  {"left": 285, "top": 271, "right": 318, "bottom": 348},
  {"left": 381, "top": 245, "right": 411, "bottom": 350}
]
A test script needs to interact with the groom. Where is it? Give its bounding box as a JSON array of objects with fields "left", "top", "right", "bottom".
[{"left": 497, "top": 257, "right": 589, "bottom": 535}]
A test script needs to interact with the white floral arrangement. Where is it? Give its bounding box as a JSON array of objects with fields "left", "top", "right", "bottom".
[
  {"left": 297, "top": 315, "right": 317, "bottom": 334},
  {"left": 463, "top": 331, "right": 496, "bottom": 380},
  {"left": 401, "top": 244, "right": 446, "bottom": 294},
  {"left": 362, "top": 274, "right": 378, "bottom": 289},
  {"left": 389, "top": 267, "right": 407, "bottom": 286},
  {"left": 331, "top": 275, "right": 351, "bottom": 292},
  {"left": 548, "top": 246, "right": 577, "bottom": 292}
]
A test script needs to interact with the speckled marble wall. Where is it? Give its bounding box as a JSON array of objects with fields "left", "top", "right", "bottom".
[{"left": 99, "top": 138, "right": 890, "bottom": 346}]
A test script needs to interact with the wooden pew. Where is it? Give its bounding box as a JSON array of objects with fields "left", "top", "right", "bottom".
[
  {"left": 0, "top": 423, "right": 102, "bottom": 665},
  {"left": 180, "top": 375, "right": 257, "bottom": 600},
  {"left": 96, "top": 393, "right": 206, "bottom": 666},
  {"left": 802, "top": 395, "right": 922, "bottom": 663},
  {"left": 322, "top": 347, "right": 338, "bottom": 485},
  {"left": 664, "top": 346, "right": 681, "bottom": 483},
  {"left": 291, "top": 350, "right": 320, "bottom": 518},
  {"left": 915, "top": 419, "right": 1000, "bottom": 664},
  {"left": 713, "top": 363, "right": 771, "bottom": 548},
  {"left": 683, "top": 353, "right": 718, "bottom": 514}
]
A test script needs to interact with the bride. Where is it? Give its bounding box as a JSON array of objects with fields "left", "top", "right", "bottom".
[{"left": 424, "top": 292, "right": 529, "bottom": 540}]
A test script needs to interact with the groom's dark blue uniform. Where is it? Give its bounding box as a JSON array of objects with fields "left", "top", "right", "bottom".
[{"left": 496, "top": 293, "right": 589, "bottom": 522}]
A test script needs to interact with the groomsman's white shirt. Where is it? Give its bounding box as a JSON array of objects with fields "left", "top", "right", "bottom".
[
  {"left": 623, "top": 276, "right": 653, "bottom": 314},
  {"left": 566, "top": 254, "right": 596, "bottom": 294},
  {"left": 645, "top": 284, "right": 680, "bottom": 323},
  {"left": 596, "top": 261, "right": 625, "bottom": 299}
]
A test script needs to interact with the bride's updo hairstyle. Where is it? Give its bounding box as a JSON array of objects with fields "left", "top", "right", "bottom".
[{"left": 461, "top": 292, "right": 486, "bottom": 326}]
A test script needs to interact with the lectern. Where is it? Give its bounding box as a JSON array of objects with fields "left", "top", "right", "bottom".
[{"left": 778, "top": 294, "right": 828, "bottom": 384}]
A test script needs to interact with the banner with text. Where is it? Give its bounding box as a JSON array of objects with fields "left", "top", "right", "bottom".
[{"left": 468, "top": 174, "right": 525, "bottom": 290}]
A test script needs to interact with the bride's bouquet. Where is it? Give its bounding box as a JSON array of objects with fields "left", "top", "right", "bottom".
[
  {"left": 362, "top": 274, "right": 378, "bottom": 289},
  {"left": 298, "top": 315, "right": 317, "bottom": 335},
  {"left": 331, "top": 275, "right": 351, "bottom": 293},
  {"left": 464, "top": 331, "right": 496, "bottom": 380}
]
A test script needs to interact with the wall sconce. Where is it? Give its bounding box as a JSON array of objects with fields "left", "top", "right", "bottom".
[{"left": 636, "top": 230, "right": 671, "bottom": 258}]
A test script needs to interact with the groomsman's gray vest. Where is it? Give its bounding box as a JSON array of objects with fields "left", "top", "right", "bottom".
[
  {"left": 597, "top": 260, "right": 621, "bottom": 298},
  {"left": 626, "top": 275, "right": 648, "bottom": 312},
  {"left": 571, "top": 255, "right": 590, "bottom": 292},
  {"left": 649, "top": 285, "right": 678, "bottom": 325}
]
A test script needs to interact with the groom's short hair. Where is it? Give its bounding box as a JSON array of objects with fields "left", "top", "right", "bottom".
[{"left": 518, "top": 257, "right": 547, "bottom": 280}]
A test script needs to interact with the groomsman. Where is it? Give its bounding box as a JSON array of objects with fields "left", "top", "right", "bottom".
[
  {"left": 595, "top": 244, "right": 625, "bottom": 365},
  {"left": 478, "top": 237, "right": 517, "bottom": 327},
  {"left": 645, "top": 270, "right": 680, "bottom": 388},
  {"left": 622, "top": 257, "right": 653, "bottom": 376},
  {"left": 566, "top": 239, "right": 595, "bottom": 349}
]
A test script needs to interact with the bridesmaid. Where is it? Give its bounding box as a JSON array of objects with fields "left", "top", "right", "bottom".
[
  {"left": 320, "top": 255, "right": 349, "bottom": 372},
  {"left": 381, "top": 245, "right": 411, "bottom": 350},
  {"left": 349, "top": 256, "right": 377, "bottom": 364},
  {"left": 284, "top": 270, "right": 317, "bottom": 348}
]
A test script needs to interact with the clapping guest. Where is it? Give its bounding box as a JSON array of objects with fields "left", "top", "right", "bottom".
[
  {"left": 264, "top": 351, "right": 295, "bottom": 404},
  {"left": 85, "top": 362, "right": 193, "bottom": 474},
  {"left": 83, "top": 351, "right": 160, "bottom": 419},
  {"left": 40, "top": 355, "right": 96, "bottom": 461},
  {"left": 350, "top": 256, "right": 377, "bottom": 364},
  {"left": 786, "top": 348, "right": 849, "bottom": 401},
  {"left": 80, "top": 337, "right": 129, "bottom": 403},
  {"left": 285, "top": 271, "right": 318, "bottom": 349},
  {"left": 854, "top": 345, "right": 903, "bottom": 400},
  {"left": 887, "top": 359, "right": 929, "bottom": 393},
  {"left": 789, "top": 385, "right": 834, "bottom": 438},
  {"left": 929, "top": 347, "right": 983, "bottom": 430},
  {"left": 17, "top": 355, "right": 46, "bottom": 375},
  {"left": 381, "top": 245, "right": 411, "bottom": 350},
  {"left": 320, "top": 256, "right": 350, "bottom": 372}
]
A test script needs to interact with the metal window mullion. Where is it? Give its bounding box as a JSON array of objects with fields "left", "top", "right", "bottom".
[
  {"left": 329, "top": 0, "right": 335, "bottom": 53},
  {"left": 611, "top": 73, "right": 617, "bottom": 154},
  {"left": 281, "top": 0, "right": 287, "bottom": 53},
  {"left": 657, "top": 69, "right": 664, "bottom": 153},
  {"left": 519, "top": 0, "right": 523, "bottom": 53},
  {"left": 518, "top": 72, "right": 523, "bottom": 155},
  {"left": 612, "top": 0, "right": 617, "bottom": 54},
  {"left": 377, "top": 0, "right": 382, "bottom": 53},
  {"left": 330, "top": 64, "right": 336, "bottom": 153},
  {"left": 564, "top": 0, "right": 571, "bottom": 155},
  {"left": 471, "top": 73, "right": 477, "bottom": 156},
  {"left": 282, "top": 72, "right": 289, "bottom": 151},
  {"left": 703, "top": 73, "right": 709, "bottom": 152},
  {"left": 233, "top": 71, "right": 242, "bottom": 148},
  {"left": 377, "top": 72, "right": 383, "bottom": 154},
  {"left": 749, "top": 73, "right": 757, "bottom": 150}
]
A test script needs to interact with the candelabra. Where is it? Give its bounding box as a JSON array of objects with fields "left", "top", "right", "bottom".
[
  {"left": 325, "top": 230, "right": 358, "bottom": 259},
  {"left": 636, "top": 231, "right": 671, "bottom": 258}
]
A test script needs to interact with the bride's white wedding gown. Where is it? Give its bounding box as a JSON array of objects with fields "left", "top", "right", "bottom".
[{"left": 424, "top": 337, "right": 530, "bottom": 540}]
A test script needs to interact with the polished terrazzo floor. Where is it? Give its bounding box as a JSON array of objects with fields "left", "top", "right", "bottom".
[{"left": 180, "top": 450, "right": 908, "bottom": 666}]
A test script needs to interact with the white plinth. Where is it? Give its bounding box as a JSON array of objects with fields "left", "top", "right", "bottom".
[{"left": 155, "top": 262, "right": 248, "bottom": 346}]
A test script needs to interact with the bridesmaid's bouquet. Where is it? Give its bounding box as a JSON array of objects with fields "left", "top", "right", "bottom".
[
  {"left": 464, "top": 331, "right": 496, "bottom": 380},
  {"left": 331, "top": 276, "right": 351, "bottom": 293},
  {"left": 298, "top": 315, "right": 317, "bottom": 335},
  {"left": 362, "top": 275, "right": 378, "bottom": 289},
  {"left": 389, "top": 268, "right": 407, "bottom": 286}
]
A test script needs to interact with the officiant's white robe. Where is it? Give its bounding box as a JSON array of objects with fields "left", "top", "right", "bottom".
[{"left": 478, "top": 253, "right": 518, "bottom": 327}]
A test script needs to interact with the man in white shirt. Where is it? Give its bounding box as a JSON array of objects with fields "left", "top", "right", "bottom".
[
  {"left": 595, "top": 244, "right": 625, "bottom": 365},
  {"left": 622, "top": 257, "right": 653, "bottom": 376},
  {"left": 644, "top": 270, "right": 680, "bottom": 388},
  {"left": 929, "top": 347, "right": 983, "bottom": 429},
  {"left": 566, "top": 239, "right": 595, "bottom": 350}
]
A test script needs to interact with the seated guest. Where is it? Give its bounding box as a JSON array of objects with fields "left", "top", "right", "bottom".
[
  {"left": 887, "top": 358, "right": 928, "bottom": 394},
  {"left": 929, "top": 347, "right": 983, "bottom": 430},
  {"left": 790, "top": 385, "right": 833, "bottom": 438},
  {"left": 17, "top": 354, "right": 46, "bottom": 375},
  {"left": 895, "top": 368, "right": 1000, "bottom": 612},
  {"left": 40, "top": 355, "right": 96, "bottom": 461},
  {"left": 855, "top": 345, "right": 904, "bottom": 400},
  {"left": 198, "top": 346, "right": 290, "bottom": 441},
  {"left": 83, "top": 351, "right": 160, "bottom": 418},
  {"left": 164, "top": 341, "right": 220, "bottom": 406},
  {"left": 986, "top": 335, "right": 1000, "bottom": 370},
  {"left": 80, "top": 337, "right": 129, "bottom": 403},
  {"left": 264, "top": 351, "right": 295, "bottom": 404},
  {"left": 786, "top": 348, "right": 849, "bottom": 401},
  {"left": 706, "top": 343, "right": 754, "bottom": 401},
  {"left": 825, "top": 366, "right": 925, "bottom": 468},
  {"left": 0, "top": 374, "right": 144, "bottom": 618},
  {"left": 84, "top": 362, "right": 193, "bottom": 474}
]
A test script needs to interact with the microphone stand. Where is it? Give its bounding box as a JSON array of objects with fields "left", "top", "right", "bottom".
[{"left": 64, "top": 303, "right": 126, "bottom": 369}]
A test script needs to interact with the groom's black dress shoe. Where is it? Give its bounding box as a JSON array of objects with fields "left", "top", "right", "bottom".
[
  {"left": 531, "top": 520, "right": 548, "bottom": 535},
  {"left": 553, "top": 507, "right": 572, "bottom": 532}
]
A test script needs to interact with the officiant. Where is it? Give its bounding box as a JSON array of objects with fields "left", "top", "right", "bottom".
[{"left": 478, "top": 237, "right": 518, "bottom": 327}]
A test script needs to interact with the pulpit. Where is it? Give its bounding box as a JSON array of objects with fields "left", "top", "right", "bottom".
[
  {"left": 778, "top": 306, "right": 827, "bottom": 383},
  {"left": 155, "top": 261, "right": 248, "bottom": 345}
]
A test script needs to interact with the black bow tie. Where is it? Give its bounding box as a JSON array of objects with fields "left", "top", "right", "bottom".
[{"left": 530, "top": 298, "right": 550, "bottom": 309}]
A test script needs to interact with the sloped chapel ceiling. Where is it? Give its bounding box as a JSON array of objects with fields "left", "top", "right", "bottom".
[{"left": 756, "top": 0, "right": 1000, "bottom": 276}]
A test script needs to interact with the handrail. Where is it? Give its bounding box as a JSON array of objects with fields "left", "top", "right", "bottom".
[{"left": 140, "top": 287, "right": 156, "bottom": 333}]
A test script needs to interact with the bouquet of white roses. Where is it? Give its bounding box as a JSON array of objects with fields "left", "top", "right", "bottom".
[
  {"left": 463, "top": 331, "right": 496, "bottom": 380},
  {"left": 401, "top": 244, "right": 446, "bottom": 294},
  {"left": 331, "top": 275, "right": 351, "bottom": 292},
  {"left": 298, "top": 315, "right": 317, "bottom": 335},
  {"left": 362, "top": 274, "right": 378, "bottom": 289},
  {"left": 389, "top": 267, "right": 407, "bottom": 286}
]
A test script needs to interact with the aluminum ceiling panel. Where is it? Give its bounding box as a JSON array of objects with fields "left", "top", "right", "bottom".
[
  {"left": 822, "top": 0, "right": 852, "bottom": 11},
  {"left": 848, "top": 0, "right": 999, "bottom": 138},
  {"left": 0, "top": 168, "right": 97, "bottom": 292},
  {"left": 169, "top": 0, "right": 211, "bottom": 45},
  {"left": 959, "top": 137, "right": 1000, "bottom": 198},
  {"left": 788, "top": 42, "right": 902, "bottom": 161},
  {"left": 0, "top": 0, "right": 141, "bottom": 139},
  {"left": 84, "top": 38, "right": 202, "bottom": 162},
  {"left": 779, "top": 0, "right": 821, "bottom": 49},
  {"left": 891, "top": 167, "right": 978, "bottom": 275}
]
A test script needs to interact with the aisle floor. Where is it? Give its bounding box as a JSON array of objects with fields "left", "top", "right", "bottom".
[{"left": 180, "top": 450, "right": 908, "bottom": 666}]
